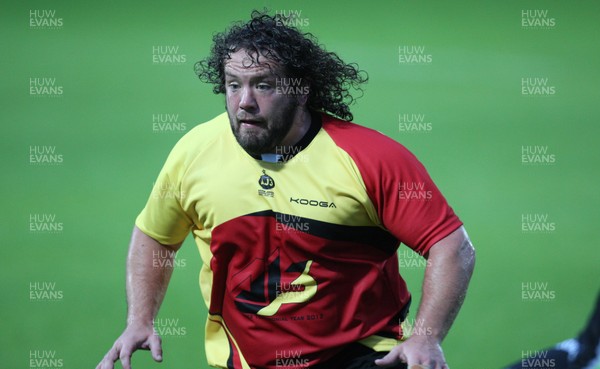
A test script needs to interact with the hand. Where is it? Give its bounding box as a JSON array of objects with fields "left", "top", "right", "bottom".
[
  {"left": 96, "top": 324, "right": 163, "bottom": 369},
  {"left": 374, "top": 335, "right": 449, "bottom": 369}
]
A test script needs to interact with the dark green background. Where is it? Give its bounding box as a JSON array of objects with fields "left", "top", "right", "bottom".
[{"left": 2, "top": 1, "right": 599, "bottom": 368}]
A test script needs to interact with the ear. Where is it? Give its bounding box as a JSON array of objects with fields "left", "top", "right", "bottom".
[{"left": 296, "top": 85, "right": 309, "bottom": 106}]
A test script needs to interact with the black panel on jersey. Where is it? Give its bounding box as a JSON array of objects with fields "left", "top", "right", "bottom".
[{"left": 247, "top": 210, "right": 399, "bottom": 256}]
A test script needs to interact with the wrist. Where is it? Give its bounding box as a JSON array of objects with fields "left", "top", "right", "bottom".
[
  {"left": 126, "top": 315, "right": 155, "bottom": 328},
  {"left": 405, "top": 315, "right": 447, "bottom": 343},
  {"left": 410, "top": 332, "right": 442, "bottom": 344}
]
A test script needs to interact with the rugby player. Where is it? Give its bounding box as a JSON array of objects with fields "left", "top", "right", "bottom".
[{"left": 96, "top": 11, "right": 475, "bottom": 369}]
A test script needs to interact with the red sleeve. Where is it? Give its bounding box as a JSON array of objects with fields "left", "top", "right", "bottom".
[{"left": 322, "top": 114, "right": 463, "bottom": 256}]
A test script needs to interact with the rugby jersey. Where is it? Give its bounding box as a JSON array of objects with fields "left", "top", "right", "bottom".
[{"left": 136, "top": 112, "right": 462, "bottom": 369}]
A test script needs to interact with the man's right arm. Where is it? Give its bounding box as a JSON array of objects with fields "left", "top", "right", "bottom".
[{"left": 96, "top": 226, "right": 183, "bottom": 369}]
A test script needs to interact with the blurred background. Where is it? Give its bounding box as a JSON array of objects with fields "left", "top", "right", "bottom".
[{"left": 1, "top": 0, "right": 599, "bottom": 368}]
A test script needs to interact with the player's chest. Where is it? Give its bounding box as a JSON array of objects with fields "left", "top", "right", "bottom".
[{"left": 183, "top": 158, "right": 375, "bottom": 230}]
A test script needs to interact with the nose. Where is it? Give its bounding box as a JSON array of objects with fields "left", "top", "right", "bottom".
[{"left": 239, "top": 87, "right": 258, "bottom": 112}]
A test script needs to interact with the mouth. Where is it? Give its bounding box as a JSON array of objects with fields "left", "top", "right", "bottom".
[{"left": 238, "top": 118, "right": 264, "bottom": 127}]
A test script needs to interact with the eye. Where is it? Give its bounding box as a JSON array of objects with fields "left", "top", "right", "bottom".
[
  {"left": 227, "top": 81, "right": 240, "bottom": 90},
  {"left": 256, "top": 83, "right": 272, "bottom": 91}
]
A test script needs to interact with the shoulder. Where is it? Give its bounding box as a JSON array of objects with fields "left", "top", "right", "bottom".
[
  {"left": 169, "top": 113, "right": 229, "bottom": 157},
  {"left": 162, "top": 112, "right": 230, "bottom": 172},
  {"left": 321, "top": 113, "right": 419, "bottom": 167},
  {"left": 177, "top": 112, "right": 230, "bottom": 149}
]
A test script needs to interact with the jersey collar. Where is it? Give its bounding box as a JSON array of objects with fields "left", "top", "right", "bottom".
[{"left": 259, "top": 111, "right": 322, "bottom": 163}]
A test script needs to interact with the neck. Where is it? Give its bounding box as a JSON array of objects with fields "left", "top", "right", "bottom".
[{"left": 279, "top": 107, "right": 312, "bottom": 147}]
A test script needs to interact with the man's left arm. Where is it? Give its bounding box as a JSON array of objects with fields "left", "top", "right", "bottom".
[{"left": 376, "top": 225, "right": 476, "bottom": 369}]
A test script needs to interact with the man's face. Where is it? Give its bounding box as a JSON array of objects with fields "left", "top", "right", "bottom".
[{"left": 224, "top": 49, "right": 301, "bottom": 156}]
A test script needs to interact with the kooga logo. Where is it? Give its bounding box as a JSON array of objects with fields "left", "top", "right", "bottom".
[{"left": 289, "top": 197, "right": 336, "bottom": 208}]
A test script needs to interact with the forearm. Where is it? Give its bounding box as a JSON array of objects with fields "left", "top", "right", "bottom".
[
  {"left": 375, "top": 227, "right": 475, "bottom": 367},
  {"left": 414, "top": 226, "right": 475, "bottom": 341},
  {"left": 125, "top": 226, "right": 181, "bottom": 326}
]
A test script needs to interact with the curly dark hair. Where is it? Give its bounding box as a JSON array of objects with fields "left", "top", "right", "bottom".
[{"left": 194, "top": 10, "right": 368, "bottom": 121}]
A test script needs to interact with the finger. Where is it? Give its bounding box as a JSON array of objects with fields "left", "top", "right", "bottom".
[
  {"left": 97, "top": 347, "right": 119, "bottom": 369},
  {"left": 402, "top": 349, "right": 435, "bottom": 369},
  {"left": 374, "top": 350, "right": 401, "bottom": 367},
  {"left": 410, "top": 361, "right": 447, "bottom": 369},
  {"left": 148, "top": 334, "right": 163, "bottom": 362},
  {"left": 97, "top": 358, "right": 115, "bottom": 369},
  {"left": 95, "top": 358, "right": 109, "bottom": 369},
  {"left": 419, "top": 359, "right": 448, "bottom": 369},
  {"left": 119, "top": 348, "right": 133, "bottom": 369}
]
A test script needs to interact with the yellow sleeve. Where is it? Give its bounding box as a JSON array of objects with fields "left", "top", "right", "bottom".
[
  {"left": 135, "top": 139, "right": 196, "bottom": 245},
  {"left": 135, "top": 113, "right": 227, "bottom": 245}
]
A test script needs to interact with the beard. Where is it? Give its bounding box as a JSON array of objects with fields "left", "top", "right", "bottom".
[{"left": 227, "top": 99, "right": 299, "bottom": 157}]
